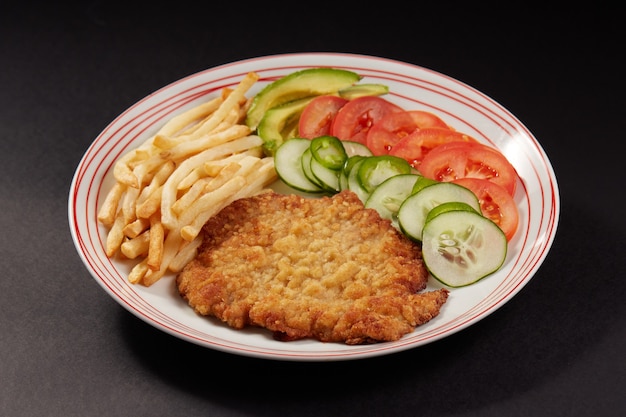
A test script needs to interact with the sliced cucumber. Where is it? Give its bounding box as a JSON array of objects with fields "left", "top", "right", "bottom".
[
  {"left": 274, "top": 138, "right": 325, "bottom": 193},
  {"left": 346, "top": 158, "right": 371, "bottom": 202},
  {"left": 421, "top": 203, "right": 507, "bottom": 287},
  {"left": 397, "top": 182, "right": 481, "bottom": 242},
  {"left": 310, "top": 135, "right": 347, "bottom": 170},
  {"left": 357, "top": 155, "right": 412, "bottom": 194},
  {"left": 341, "top": 141, "right": 373, "bottom": 158},
  {"left": 411, "top": 176, "right": 439, "bottom": 194},
  {"left": 339, "top": 154, "right": 365, "bottom": 192},
  {"left": 310, "top": 155, "right": 341, "bottom": 192},
  {"left": 300, "top": 147, "right": 324, "bottom": 189},
  {"left": 365, "top": 174, "right": 420, "bottom": 227},
  {"left": 425, "top": 201, "right": 479, "bottom": 220}
]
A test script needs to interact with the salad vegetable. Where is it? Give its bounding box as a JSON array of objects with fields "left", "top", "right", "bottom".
[
  {"left": 421, "top": 201, "right": 507, "bottom": 287},
  {"left": 245, "top": 67, "right": 361, "bottom": 131},
  {"left": 397, "top": 181, "right": 482, "bottom": 243},
  {"left": 249, "top": 68, "right": 520, "bottom": 286}
]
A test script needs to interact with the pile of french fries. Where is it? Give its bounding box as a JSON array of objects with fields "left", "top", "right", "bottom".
[{"left": 97, "top": 72, "right": 277, "bottom": 286}]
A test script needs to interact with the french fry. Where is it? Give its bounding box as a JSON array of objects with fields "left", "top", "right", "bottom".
[
  {"left": 113, "top": 149, "right": 142, "bottom": 188},
  {"left": 162, "top": 124, "right": 252, "bottom": 163},
  {"left": 221, "top": 105, "right": 244, "bottom": 126},
  {"left": 179, "top": 166, "right": 276, "bottom": 243},
  {"left": 173, "top": 105, "right": 241, "bottom": 143},
  {"left": 147, "top": 213, "right": 164, "bottom": 271},
  {"left": 117, "top": 137, "right": 162, "bottom": 187},
  {"left": 97, "top": 71, "right": 280, "bottom": 286},
  {"left": 171, "top": 177, "right": 211, "bottom": 216},
  {"left": 121, "top": 185, "right": 140, "bottom": 225},
  {"left": 176, "top": 165, "right": 206, "bottom": 191},
  {"left": 134, "top": 160, "right": 175, "bottom": 219},
  {"left": 168, "top": 236, "right": 203, "bottom": 273},
  {"left": 135, "top": 185, "right": 163, "bottom": 219},
  {"left": 172, "top": 152, "right": 258, "bottom": 217},
  {"left": 128, "top": 258, "right": 150, "bottom": 284},
  {"left": 136, "top": 160, "right": 175, "bottom": 207},
  {"left": 98, "top": 181, "right": 126, "bottom": 226},
  {"left": 203, "top": 148, "right": 262, "bottom": 176},
  {"left": 160, "top": 134, "right": 263, "bottom": 229},
  {"left": 176, "top": 157, "right": 274, "bottom": 242},
  {"left": 180, "top": 72, "right": 258, "bottom": 139},
  {"left": 178, "top": 175, "right": 247, "bottom": 241},
  {"left": 153, "top": 135, "right": 181, "bottom": 150},
  {"left": 105, "top": 210, "right": 126, "bottom": 257},
  {"left": 142, "top": 231, "right": 183, "bottom": 286},
  {"left": 154, "top": 113, "right": 242, "bottom": 150},
  {"left": 132, "top": 154, "right": 172, "bottom": 189},
  {"left": 121, "top": 230, "right": 150, "bottom": 259},
  {"left": 156, "top": 96, "right": 223, "bottom": 138},
  {"left": 204, "top": 161, "right": 245, "bottom": 191},
  {"left": 122, "top": 217, "right": 150, "bottom": 239},
  {"left": 233, "top": 158, "right": 277, "bottom": 197}
]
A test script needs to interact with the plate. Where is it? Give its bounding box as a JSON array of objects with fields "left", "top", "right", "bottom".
[{"left": 68, "top": 53, "right": 559, "bottom": 361}]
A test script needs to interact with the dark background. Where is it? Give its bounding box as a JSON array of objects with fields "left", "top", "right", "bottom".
[{"left": 2, "top": 2, "right": 624, "bottom": 416}]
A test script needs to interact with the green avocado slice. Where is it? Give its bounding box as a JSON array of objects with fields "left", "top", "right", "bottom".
[
  {"left": 338, "top": 83, "right": 389, "bottom": 100},
  {"left": 256, "top": 97, "right": 313, "bottom": 156},
  {"left": 245, "top": 68, "right": 361, "bottom": 130}
]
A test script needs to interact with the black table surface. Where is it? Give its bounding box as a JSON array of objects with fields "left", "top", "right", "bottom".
[{"left": 2, "top": 2, "right": 624, "bottom": 416}]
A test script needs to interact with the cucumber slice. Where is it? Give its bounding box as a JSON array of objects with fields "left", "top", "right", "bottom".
[
  {"left": 346, "top": 158, "right": 370, "bottom": 202},
  {"left": 301, "top": 147, "right": 325, "bottom": 189},
  {"left": 310, "top": 155, "right": 341, "bottom": 192},
  {"left": 365, "top": 174, "right": 420, "bottom": 226},
  {"left": 274, "top": 138, "right": 324, "bottom": 193},
  {"left": 421, "top": 204, "right": 507, "bottom": 287},
  {"left": 341, "top": 141, "right": 373, "bottom": 158},
  {"left": 310, "top": 135, "right": 347, "bottom": 170},
  {"left": 425, "top": 201, "right": 479, "bottom": 221},
  {"left": 339, "top": 155, "right": 365, "bottom": 191},
  {"left": 357, "top": 155, "right": 412, "bottom": 194},
  {"left": 411, "top": 176, "right": 439, "bottom": 194},
  {"left": 397, "top": 182, "right": 481, "bottom": 242}
]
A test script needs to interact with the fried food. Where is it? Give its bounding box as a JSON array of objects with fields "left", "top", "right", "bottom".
[
  {"left": 97, "top": 72, "right": 278, "bottom": 286},
  {"left": 176, "top": 190, "right": 448, "bottom": 344}
]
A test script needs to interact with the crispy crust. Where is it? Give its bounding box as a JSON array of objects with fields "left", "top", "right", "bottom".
[{"left": 176, "top": 190, "right": 448, "bottom": 344}]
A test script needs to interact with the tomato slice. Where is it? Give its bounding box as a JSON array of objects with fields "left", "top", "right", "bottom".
[
  {"left": 418, "top": 141, "right": 518, "bottom": 196},
  {"left": 402, "top": 110, "right": 450, "bottom": 130},
  {"left": 297, "top": 95, "right": 348, "bottom": 139},
  {"left": 330, "top": 96, "right": 404, "bottom": 145},
  {"left": 451, "top": 177, "right": 519, "bottom": 241},
  {"left": 366, "top": 110, "right": 451, "bottom": 156},
  {"left": 387, "top": 128, "right": 477, "bottom": 170}
]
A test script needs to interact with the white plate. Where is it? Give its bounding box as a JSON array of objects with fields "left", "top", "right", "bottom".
[{"left": 68, "top": 53, "right": 559, "bottom": 361}]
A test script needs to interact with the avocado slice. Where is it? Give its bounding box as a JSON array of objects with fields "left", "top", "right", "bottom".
[
  {"left": 338, "top": 83, "right": 389, "bottom": 100},
  {"left": 245, "top": 68, "right": 361, "bottom": 130},
  {"left": 256, "top": 97, "right": 313, "bottom": 156}
]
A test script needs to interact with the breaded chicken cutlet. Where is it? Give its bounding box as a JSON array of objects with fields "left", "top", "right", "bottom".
[{"left": 176, "top": 190, "right": 448, "bottom": 344}]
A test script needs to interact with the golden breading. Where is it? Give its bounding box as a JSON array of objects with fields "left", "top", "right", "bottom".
[{"left": 176, "top": 190, "right": 448, "bottom": 344}]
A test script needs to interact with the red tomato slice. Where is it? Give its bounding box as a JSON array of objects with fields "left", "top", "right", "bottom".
[
  {"left": 387, "top": 128, "right": 477, "bottom": 169},
  {"left": 366, "top": 110, "right": 451, "bottom": 156},
  {"left": 452, "top": 177, "right": 519, "bottom": 241},
  {"left": 419, "top": 141, "right": 518, "bottom": 196},
  {"left": 330, "top": 96, "right": 404, "bottom": 145},
  {"left": 403, "top": 110, "right": 450, "bottom": 130},
  {"left": 297, "top": 95, "right": 348, "bottom": 139}
]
